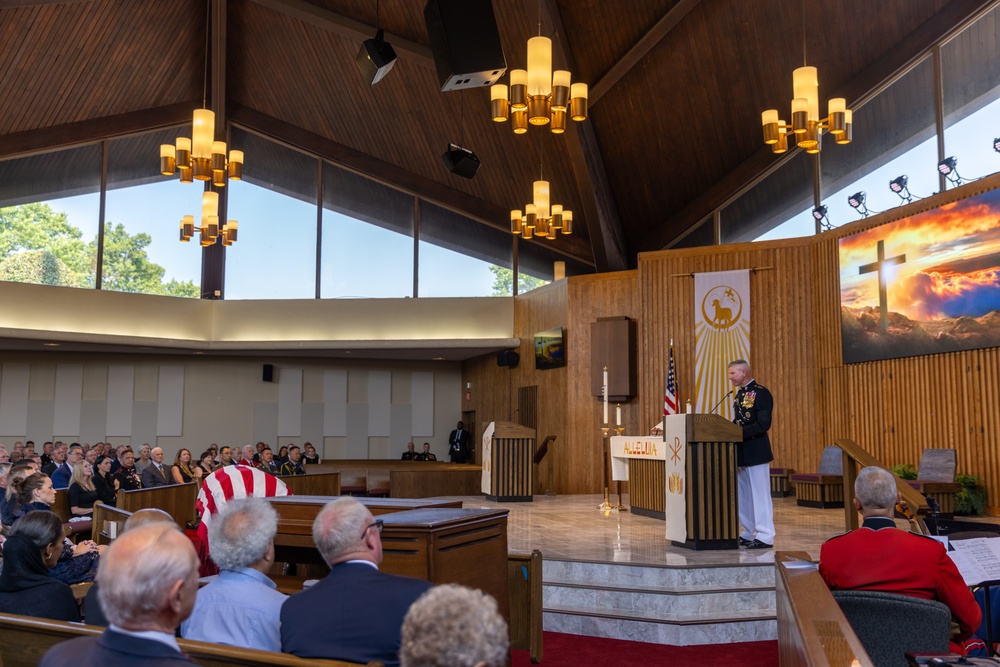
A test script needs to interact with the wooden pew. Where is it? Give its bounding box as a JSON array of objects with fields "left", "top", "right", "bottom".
[
  {"left": 775, "top": 551, "right": 872, "bottom": 667},
  {"left": 115, "top": 482, "right": 199, "bottom": 528},
  {"left": 281, "top": 471, "right": 340, "bottom": 496},
  {"left": 51, "top": 489, "right": 92, "bottom": 540},
  {"left": 508, "top": 550, "right": 543, "bottom": 664},
  {"left": 0, "top": 613, "right": 379, "bottom": 667},
  {"left": 91, "top": 501, "right": 134, "bottom": 546}
]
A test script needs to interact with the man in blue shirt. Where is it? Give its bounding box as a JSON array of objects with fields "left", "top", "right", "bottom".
[{"left": 181, "top": 497, "right": 285, "bottom": 652}]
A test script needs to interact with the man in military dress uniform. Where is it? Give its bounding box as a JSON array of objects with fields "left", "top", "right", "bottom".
[{"left": 728, "top": 359, "right": 774, "bottom": 549}]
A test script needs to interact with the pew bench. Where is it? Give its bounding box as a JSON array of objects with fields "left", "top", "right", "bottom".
[
  {"left": 791, "top": 446, "right": 845, "bottom": 509},
  {"left": 115, "top": 481, "right": 199, "bottom": 527},
  {"left": 0, "top": 613, "right": 381, "bottom": 667},
  {"left": 306, "top": 461, "right": 482, "bottom": 498},
  {"left": 770, "top": 467, "right": 795, "bottom": 497}
]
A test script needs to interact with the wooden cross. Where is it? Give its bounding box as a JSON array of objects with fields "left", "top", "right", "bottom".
[{"left": 858, "top": 239, "right": 906, "bottom": 332}]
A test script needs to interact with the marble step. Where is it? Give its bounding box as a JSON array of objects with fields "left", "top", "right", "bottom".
[
  {"left": 541, "top": 558, "right": 778, "bottom": 645},
  {"left": 543, "top": 558, "right": 775, "bottom": 590},
  {"left": 543, "top": 581, "right": 775, "bottom": 616}
]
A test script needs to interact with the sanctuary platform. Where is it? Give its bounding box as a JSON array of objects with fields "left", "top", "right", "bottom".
[{"left": 441, "top": 494, "right": 861, "bottom": 646}]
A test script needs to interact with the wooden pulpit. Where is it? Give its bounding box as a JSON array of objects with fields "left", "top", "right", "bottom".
[
  {"left": 673, "top": 414, "right": 742, "bottom": 550},
  {"left": 485, "top": 421, "right": 536, "bottom": 502}
]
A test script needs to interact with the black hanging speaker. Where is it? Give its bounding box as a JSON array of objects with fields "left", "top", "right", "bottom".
[
  {"left": 356, "top": 30, "right": 398, "bottom": 85},
  {"left": 424, "top": 0, "right": 506, "bottom": 91},
  {"left": 262, "top": 364, "right": 274, "bottom": 382},
  {"left": 496, "top": 350, "right": 520, "bottom": 368},
  {"left": 441, "top": 144, "right": 481, "bottom": 179}
]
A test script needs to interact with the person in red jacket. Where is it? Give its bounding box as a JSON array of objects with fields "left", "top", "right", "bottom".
[{"left": 820, "top": 466, "right": 981, "bottom": 647}]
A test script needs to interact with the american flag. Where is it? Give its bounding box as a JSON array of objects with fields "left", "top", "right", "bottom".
[
  {"left": 196, "top": 464, "right": 291, "bottom": 552},
  {"left": 664, "top": 343, "right": 678, "bottom": 416}
]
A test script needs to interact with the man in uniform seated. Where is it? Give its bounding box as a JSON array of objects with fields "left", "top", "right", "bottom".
[
  {"left": 281, "top": 496, "right": 431, "bottom": 667},
  {"left": 41, "top": 522, "right": 199, "bottom": 666},
  {"left": 820, "top": 466, "right": 981, "bottom": 649},
  {"left": 279, "top": 446, "right": 306, "bottom": 476},
  {"left": 401, "top": 442, "right": 418, "bottom": 460},
  {"left": 416, "top": 443, "right": 437, "bottom": 461}
]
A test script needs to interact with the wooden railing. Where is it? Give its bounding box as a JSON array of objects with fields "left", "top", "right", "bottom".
[
  {"left": 834, "top": 438, "right": 930, "bottom": 533},
  {"left": 775, "top": 551, "right": 872, "bottom": 667}
]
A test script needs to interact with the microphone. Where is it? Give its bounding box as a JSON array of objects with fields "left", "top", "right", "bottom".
[{"left": 710, "top": 390, "right": 733, "bottom": 414}]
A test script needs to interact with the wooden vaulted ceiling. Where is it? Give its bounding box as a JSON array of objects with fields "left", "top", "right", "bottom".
[{"left": 0, "top": 0, "right": 996, "bottom": 274}]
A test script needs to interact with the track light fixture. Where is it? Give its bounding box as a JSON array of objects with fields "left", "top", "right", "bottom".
[
  {"left": 889, "top": 175, "right": 914, "bottom": 204},
  {"left": 812, "top": 205, "right": 832, "bottom": 230},
  {"left": 994, "top": 138, "right": 1000, "bottom": 153},
  {"left": 848, "top": 191, "right": 872, "bottom": 218},
  {"left": 938, "top": 157, "right": 964, "bottom": 186}
]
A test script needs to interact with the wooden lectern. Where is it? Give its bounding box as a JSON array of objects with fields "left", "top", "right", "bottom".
[
  {"left": 485, "top": 421, "right": 536, "bottom": 502},
  {"left": 674, "top": 414, "right": 742, "bottom": 550},
  {"left": 627, "top": 414, "right": 742, "bottom": 550}
]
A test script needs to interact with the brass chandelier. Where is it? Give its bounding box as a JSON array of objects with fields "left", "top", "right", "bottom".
[
  {"left": 179, "top": 191, "right": 238, "bottom": 247},
  {"left": 489, "top": 24, "right": 587, "bottom": 134},
  {"left": 509, "top": 149, "right": 572, "bottom": 240},
  {"left": 760, "top": 4, "right": 853, "bottom": 154}
]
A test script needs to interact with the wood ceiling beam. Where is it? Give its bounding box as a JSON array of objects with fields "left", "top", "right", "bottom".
[
  {"left": 228, "top": 103, "right": 597, "bottom": 267},
  {"left": 539, "top": 0, "right": 629, "bottom": 272},
  {"left": 247, "top": 0, "right": 436, "bottom": 69},
  {"left": 638, "top": 0, "right": 999, "bottom": 253},
  {"left": 0, "top": 102, "right": 196, "bottom": 160},
  {"left": 590, "top": 0, "right": 701, "bottom": 104},
  {"left": 0, "top": 1, "right": 90, "bottom": 6}
]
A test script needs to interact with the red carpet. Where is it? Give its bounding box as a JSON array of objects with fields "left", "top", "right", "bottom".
[{"left": 511, "top": 632, "right": 778, "bottom": 666}]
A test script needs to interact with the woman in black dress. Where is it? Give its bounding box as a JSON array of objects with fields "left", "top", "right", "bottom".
[
  {"left": 0, "top": 510, "right": 80, "bottom": 621},
  {"left": 10, "top": 472, "right": 104, "bottom": 584},
  {"left": 92, "top": 455, "right": 117, "bottom": 506},
  {"left": 302, "top": 442, "right": 321, "bottom": 465},
  {"left": 199, "top": 451, "right": 216, "bottom": 476},
  {"left": 68, "top": 461, "right": 98, "bottom": 517},
  {"left": 171, "top": 448, "right": 203, "bottom": 485}
]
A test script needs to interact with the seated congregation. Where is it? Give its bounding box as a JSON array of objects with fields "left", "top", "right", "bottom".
[{"left": 0, "top": 441, "right": 508, "bottom": 667}]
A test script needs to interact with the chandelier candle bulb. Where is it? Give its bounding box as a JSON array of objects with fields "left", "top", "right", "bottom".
[
  {"left": 191, "top": 109, "right": 215, "bottom": 159},
  {"left": 561, "top": 210, "right": 572, "bottom": 234},
  {"left": 526, "top": 36, "right": 552, "bottom": 97},
  {"left": 160, "top": 144, "right": 176, "bottom": 175},
  {"left": 552, "top": 70, "right": 571, "bottom": 110},
  {"left": 227, "top": 220, "right": 237, "bottom": 243},
  {"left": 512, "top": 109, "right": 528, "bottom": 134},
  {"left": 772, "top": 122, "right": 789, "bottom": 154},
  {"left": 550, "top": 108, "right": 566, "bottom": 134},
  {"left": 522, "top": 223, "right": 533, "bottom": 239},
  {"left": 551, "top": 204, "right": 563, "bottom": 229},
  {"left": 180, "top": 215, "right": 194, "bottom": 241},
  {"left": 206, "top": 215, "right": 219, "bottom": 240},
  {"left": 202, "top": 191, "right": 219, "bottom": 219},
  {"left": 791, "top": 97, "right": 808, "bottom": 134},
  {"left": 761, "top": 109, "right": 779, "bottom": 144},
  {"left": 228, "top": 150, "right": 244, "bottom": 180},
  {"left": 491, "top": 84, "right": 509, "bottom": 121},
  {"left": 533, "top": 180, "right": 550, "bottom": 219},
  {"left": 524, "top": 203, "right": 537, "bottom": 229},
  {"left": 570, "top": 83, "right": 588, "bottom": 121},
  {"left": 792, "top": 66, "right": 819, "bottom": 122},
  {"left": 828, "top": 97, "right": 846, "bottom": 134},
  {"left": 837, "top": 109, "right": 853, "bottom": 144},
  {"left": 509, "top": 69, "right": 528, "bottom": 110},
  {"left": 510, "top": 209, "right": 523, "bottom": 234}
]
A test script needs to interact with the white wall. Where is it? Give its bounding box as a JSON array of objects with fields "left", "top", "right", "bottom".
[{"left": 0, "top": 354, "right": 462, "bottom": 462}]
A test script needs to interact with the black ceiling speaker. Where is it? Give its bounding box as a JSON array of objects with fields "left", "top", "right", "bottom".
[
  {"left": 424, "top": 0, "right": 507, "bottom": 91},
  {"left": 441, "top": 143, "right": 480, "bottom": 179},
  {"left": 357, "top": 29, "right": 397, "bottom": 85}
]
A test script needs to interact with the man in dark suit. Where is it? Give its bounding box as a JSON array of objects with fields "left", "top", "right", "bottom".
[
  {"left": 281, "top": 496, "right": 431, "bottom": 667},
  {"left": 141, "top": 447, "right": 171, "bottom": 488},
  {"left": 50, "top": 445, "right": 81, "bottom": 489},
  {"left": 448, "top": 421, "right": 471, "bottom": 463},
  {"left": 728, "top": 359, "right": 775, "bottom": 549},
  {"left": 40, "top": 521, "right": 200, "bottom": 666}
]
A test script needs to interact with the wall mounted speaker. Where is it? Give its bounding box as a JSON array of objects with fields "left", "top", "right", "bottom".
[
  {"left": 262, "top": 364, "right": 274, "bottom": 382},
  {"left": 441, "top": 144, "right": 481, "bottom": 179},
  {"left": 496, "top": 350, "right": 520, "bottom": 368}
]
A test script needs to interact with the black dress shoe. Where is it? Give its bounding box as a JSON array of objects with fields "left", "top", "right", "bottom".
[
  {"left": 739, "top": 537, "right": 752, "bottom": 547},
  {"left": 747, "top": 539, "right": 772, "bottom": 549}
]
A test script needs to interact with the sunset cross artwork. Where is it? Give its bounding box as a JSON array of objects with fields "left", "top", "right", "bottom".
[
  {"left": 858, "top": 239, "right": 906, "bottom": 333},
  {"left": 838, "top": 188, "right": 1000, "bottom": 363}
]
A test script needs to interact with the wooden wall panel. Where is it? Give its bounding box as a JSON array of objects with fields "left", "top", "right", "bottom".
[
  {"left": 464, "top": 175, "right": 1000, "bottom": 511},
  {"left": 564, "top": 272, "right": 639, "bottom": 495}
]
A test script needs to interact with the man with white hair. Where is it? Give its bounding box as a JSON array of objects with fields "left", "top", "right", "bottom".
[
  {"left": 241, "top": 445, "right": 256, "bottom": 465},
  {"left": 820, "top": 466, "right": 981, "bottom": 645},
  {"left": 400, "top": 584, "right": 509, "bottom": 667},
  {"left": 181, "top": 498, "right": 286, "bottom": 651},
  {"left": 281, "top": 496, "right": 431, "bottom": 667},
  {"left": 40, "top": 522, "right": 199, "bottom": 666},
  {"left": 140, "top": 447, "right": 170, "bottom": 488}
]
